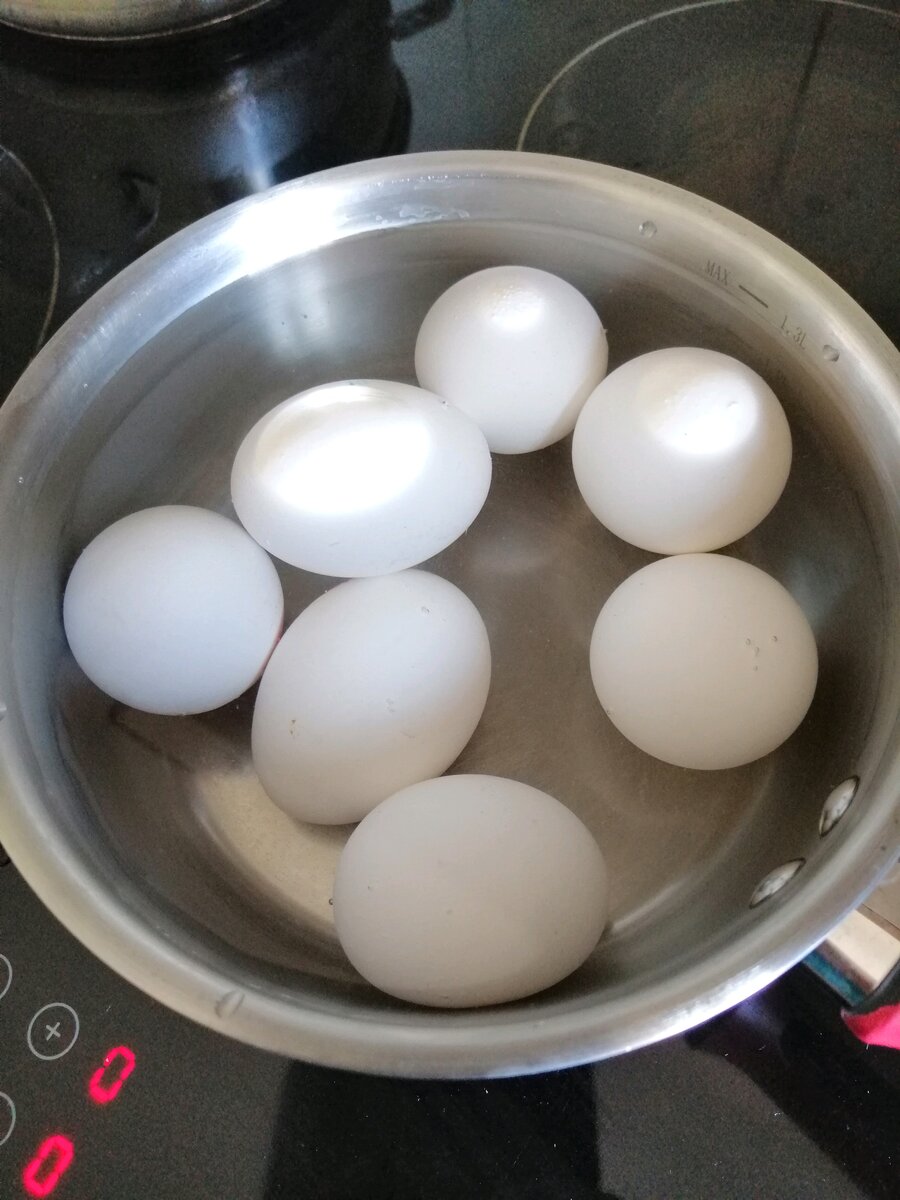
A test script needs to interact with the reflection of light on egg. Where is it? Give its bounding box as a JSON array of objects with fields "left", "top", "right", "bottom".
[
  {"left": 252, "top": 571, "right": 491, "bottom": 825},
  {"left": 333, "top": 774, "right": 608, "bottom": 1007},
  {"left": 644, "top": 372, "right": 758, "bottom": 456},
  {"left": 232, "top": 380, "right": 491, "bottom": 577},
  {"left": 573, "top": 348, "right": 792, "bottom": 553},
  {"left": 590, "top": 554, "right": 818, "bottom": 770},
  {"left": 252, "top": 400, "right": 432, "bottom": 518},
  {"left": 63, "top": 506, "right": 284, "bottom": 715},
  {"left": 415, "top": 266, "right": 608, "bottom": 454},
  {"left": 486, "top": 282, "right": 546, "bottom": 331}
]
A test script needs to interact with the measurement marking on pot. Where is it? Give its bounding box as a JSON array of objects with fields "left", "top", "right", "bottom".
[
  {"left": 738, "top": 283, "right": 768, "bottom": 308},
  {"left": 705, "top": 259, "right": 730, "bottom": 286},
  {"left": 779, "top": 315, "right": 807, "bottom": 347}
]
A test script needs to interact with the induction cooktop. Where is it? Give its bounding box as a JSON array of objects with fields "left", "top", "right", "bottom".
[{"left": 1, "top": 2, "right": 898, "bottom": 1198}]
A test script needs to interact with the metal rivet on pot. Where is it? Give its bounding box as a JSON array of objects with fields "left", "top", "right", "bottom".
[
  {"left": 639, "top": 220, "right": 657, "bottom": 238},
  {"left": 822, "top": 344, "right": 840, "bottom": 362},
  {"left": 215, "top": 990, "right": 245, "bottom": 1019},
  {"left": 819, "top": 776, "right": 858, "bottom": 836},
  {"left": 749, "top": 859, "right": 804, "bottom": 907}
]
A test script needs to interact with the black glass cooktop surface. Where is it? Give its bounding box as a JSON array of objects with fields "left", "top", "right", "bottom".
[{"left": 1, "top": 2, "right": 898, "bottom": 1197}]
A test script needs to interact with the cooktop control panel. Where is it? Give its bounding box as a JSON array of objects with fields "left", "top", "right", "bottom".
[
  {"left": 1, "top": 863, "right": 137, "bottom": 1197},
  {"left": 0, "top": 859, "right": 286, "bottom": 1200}
]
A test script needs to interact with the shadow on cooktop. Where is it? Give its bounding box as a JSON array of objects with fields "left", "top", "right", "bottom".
[{"left": 263, "top": 1061, "right": 615, "bottom": 1200}]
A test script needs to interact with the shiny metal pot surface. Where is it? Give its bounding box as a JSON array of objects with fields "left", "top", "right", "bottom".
[
  {"left": 0, "top": 152, "right": 898, "bottom": 1077},
  {"left": 0, "top": 0, "right": 273, "bottom": 38}
]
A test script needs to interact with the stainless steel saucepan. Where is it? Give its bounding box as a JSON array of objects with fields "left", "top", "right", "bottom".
[{"left": 0, "top": 152, "right": 897, "bottom": 1076}]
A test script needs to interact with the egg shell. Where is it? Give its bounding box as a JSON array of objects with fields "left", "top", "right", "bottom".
[
  {"left": 590, "top": 553, "right": 818, "bottom": 769},
  {"left": 572, "top": 347, "right": 792, "bottom": 553},
  {"left": 231, "top": 379, "right": 492, "bottom": 577},
  {"left": 251, "top": 570, "right": 491, "bottom": 824},
  {"left": 333, "top": 774, "right": 609, "bottom": 1008},
  {"left": 415, "top": 266, "right": 608, "bottom": 454},
  {"left": 63, "top": 505, "right": 284, "bottom": 715}
]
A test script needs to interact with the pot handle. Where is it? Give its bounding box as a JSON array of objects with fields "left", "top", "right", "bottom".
[
  {"left": 843, "top": 993, "right": 900, "bottom": 1049},
  {"left": 806, "top": 898, "right": 900, "bottom": 1049}
]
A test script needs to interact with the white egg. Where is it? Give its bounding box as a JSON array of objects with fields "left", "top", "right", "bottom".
[
  {"left": 414, "top": 266, "right": 608, "bottom": 454},
  {"left": 333, "top": 774, "right": 608, "bottom": 1007},
  {"left": 572, "top": 347, "right": 792, "bottom": 553},
  {"left": 63, "top": 505, "right": 283, "bottom": 715},
  {"left": 590, "top": 554, "right": 818, "bottom": 770},
  {"left": 231, "top": 380, "right": 491, "bottom": 577},
  {"left": 252, "top": 570, "right": 491, "bottom": 824}
]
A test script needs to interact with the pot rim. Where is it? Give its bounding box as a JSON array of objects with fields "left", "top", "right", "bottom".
[{"left": 0, "top": 151, "right": 898, "bottom": 1077}]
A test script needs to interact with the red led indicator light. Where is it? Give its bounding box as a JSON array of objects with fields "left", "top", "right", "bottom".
[
  {"left": 22, "top": 1134, "right": 74, "bottom": 1198},
  {"left": 88, "top": 1045, "right": 136, "bottom": 1105}
]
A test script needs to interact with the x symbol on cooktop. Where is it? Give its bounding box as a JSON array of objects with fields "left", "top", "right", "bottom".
[{"left": 44, "top": 1022, "right": 61, "bottom": 1041}]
